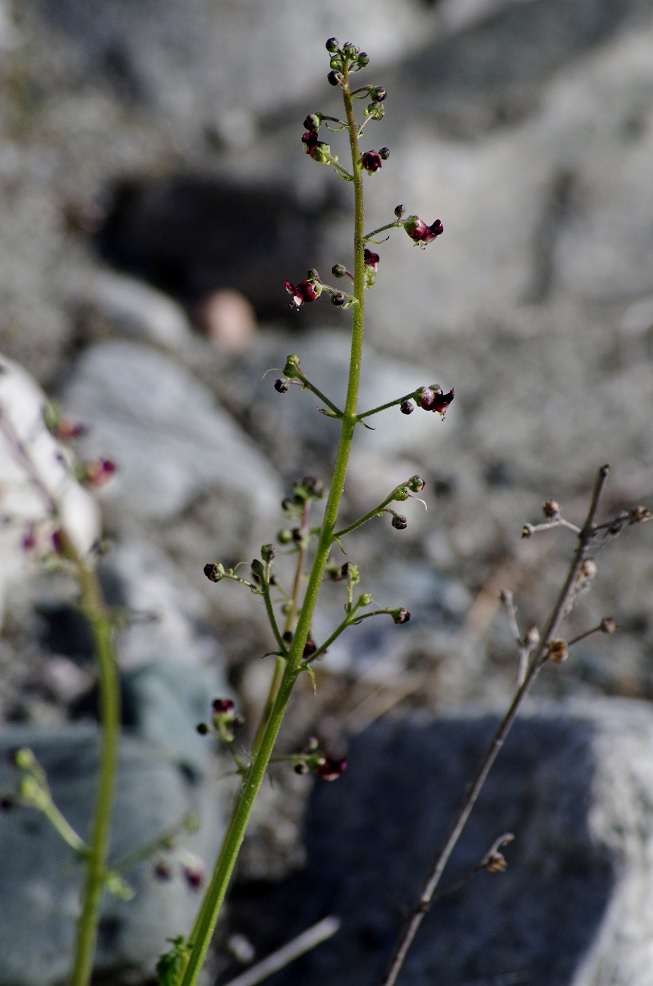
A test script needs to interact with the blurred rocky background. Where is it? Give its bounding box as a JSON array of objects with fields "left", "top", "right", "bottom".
[{"left": 1, "top": 0, "right": 653, "bottom": 983}]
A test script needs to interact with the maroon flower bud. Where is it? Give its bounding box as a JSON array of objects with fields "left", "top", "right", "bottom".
[
  {"left": 303, "top": 639, "right": 317, "bottom": 658},
  {"left": 400, "top": 400, "right": 414, "bottom": 415},
  {"left": 154, "top": 860, "right": 173, "bottom": 881},
  {"left": 419, "top": 386, "right": 455, "bottom": 419},
  {"left": 325, "top": 37, "right": 339, "bottom": 53},
  {"left": 315, "top": 756, "right": 347, "bottom": 781},
  {"left": 327, "top": 70, "right": 343, "bottom": 87},
  {"left": 285, "top": 278, "right": 322, "bottom": 310},
  {"left": 394, "top": 204, "right": 406, "bottom": 218},
  {"left": 301, "top": 131, "right": 332, "bottom": 163},
  {"left": 379, "top": 147, "right": 390, "bottom": 160},
  {"left": 294, "top": 762, "right": 310, "bottom": 775},
  {"left": 356, "top": 52, "right": 370, "bottom": 69},
  {"left": 196, "top": 722, "right": 210, "bottom": 735},
  {"left": 203, "top": 562, "right": 223, "bottom": 582},
  {"left": 369, "top": 86, "right": 386, "bottom": 102},
  {"left": 403, "top": 216, "right": 444, "bottom": 246},
  {"left": 21, "top": 523, "right": 38, "bottom": 552},
  {"left": 303, "top": 113, "right": 321, "bottom": 132},
  {"left": 364, "top": 249, "right": 380, "bottom": 272},
  {"left": 80, "top": 458, "right": 117, "bottom": 488},
  {"left": 274, "top": 378, "right": 289, "bottom": 394},
  {"left": 212, "top": 698, "right": 235, "bottom": 716},
  {"left": 332, "top": 263, "right": 348, "bottom": 278},
  {"left": 181, "top": 857, "right": 204, "bottom": 891},
  {"left": 361, "top": 150, "right": 383, "bottom": 173},
  {"left": 53, "top": 417, "right": 88, "bottom": 441},
  {"left": 392, "top": 608, "right": 411, "bottom": 624},
  {"left": 391, "top": 514, "right": 408, "bottom": 530},
  {"left": 342, "top": 42, "right": 359, "bottom": 59}
]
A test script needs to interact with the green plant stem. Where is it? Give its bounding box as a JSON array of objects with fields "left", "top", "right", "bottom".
[
  {"left": 334, "top": 491, "right": 400, "bottom": 539},
  {"left": 178, "top": 68, "right": 366, "bottom": 986},
  {"left": 70, "top": 552, "right": 120, "bottom": 986},
  {"left": 358, "top": 391, "right": 418, "bottom": 420},
  {"left": 293, "top": 371, "right": 344, "bottom": 418}
]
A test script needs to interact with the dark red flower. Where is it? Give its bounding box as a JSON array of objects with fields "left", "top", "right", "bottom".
[
  {"left": 80, "top": 458, "right": 117, "bottom": 488},
  {"left": 301, "top": 131, "right": 331, "bottom": 162},
  {"left": 364, "top": 249, "right": 380, "bottom": 272},
  {"left": 285, "top": 278, "right": 322, "bottom": 309},
  {"left": 403, "top": 216, "right": 444, "bottom": 246},
  {"left": 419, "top": 386, "right": 454, "bottom": 419},
  {"left": 361, "top": 150, "right": 383, "bottom": 173},
  {"left": 315, "top": 756, "right": 347, "bottom": 781}
]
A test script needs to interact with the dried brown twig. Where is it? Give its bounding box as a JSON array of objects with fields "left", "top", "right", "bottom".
[{"left": 380, "top": 464, "right": 644, "bottom": 986}]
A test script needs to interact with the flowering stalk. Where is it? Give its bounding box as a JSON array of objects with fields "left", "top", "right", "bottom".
[
  {"left": 172, "top": 39, "right": 451, "bottom": 986},
  {"left": 0, "top": 408, "right": 120, "bottom": 986},
  {"left": 177, "top": 47, "right": 370, "bottom": 986}
]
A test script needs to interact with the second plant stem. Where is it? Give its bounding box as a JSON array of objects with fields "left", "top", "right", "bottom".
[{"left": 179, "top": 69, "right": 366, "bottom": 986}]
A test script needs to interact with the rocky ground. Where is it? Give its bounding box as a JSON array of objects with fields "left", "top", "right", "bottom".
[{"left": 1, "top": 1, "right": 653, "bottom": 984}]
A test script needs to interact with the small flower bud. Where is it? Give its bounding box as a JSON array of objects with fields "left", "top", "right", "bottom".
[
  {"left": 342, "top": 42, "right": 359, "bottom": 60},
  {"left": 294, "top": 762, "right": 310, "bottom": 775},
  {"left": 521, "top": 524, "right": 535, "bottom": 539},
  {"left": 80, "top": 458, "right": 117, "bottom": 488},
  {"left": 315, "top": 756, "right": 347, "bottom": 781},
  {"left": 579, "top": 559, "right": 597, "bottom": 580},
  {"left": 485, "top": 851, "right": 508, "bottom": 873},
  {"left": 277, "top": 529, "right": 293, "bottom": 545},
  {"left": 9, "top": 747, "right": 37, "bottom": 771},
  {"left": 327, "top": 70, "right": 343, "bottom": 87},
  {"left": 325, "top": 37, "right": 339, "bottom": 53},
  {"left": 363, "top": 249, "right": 380, "bottom": 272},
  {"left": 379, "top": 146, "right": 390, "bottom": 160},
  {"left": 394, "top": 204, "right": 406, "bottom": 219},
  {"left": 400, "top": 400, "right": 414, "bottom": 415},
  {"left": 331, "top": 291, "right": 347, "bottom": 307},
  {"left": 212, "top": 698, "right": 235, "bottom": 717},
  {"left": 630, "top": 506, "right": 652, "bottom": 524},
  {"left": 524, "top": 625, "right": 540, "bottom": 647},
  {"left": 250, "top": 558, "right": 264, "bottom": 582},
  {"left": 358, "top": 593, "right": 373, "bottom": 607},
  {"left": 407, "top": 475, "right": 426, "bottom": 493},
  {"left": 356, "top": 52, "right": 370, "bottom": 69},
  {"left": 181, "top": 856, "right": 204, "bottom": 891},
  {"left": 261, "top": 544, "right": 276, "bottom": 562},
  {"left": 196, "top": 722, "right": 210, "bottom": 735},
  {"left": 600, "top": 617, "right": 617, "bottom": 634},
  {"left": 291, "top": 527, "right": 303, "bottom": 543},
  {"left": 154, "top": 861, "right": 173, "bottom": 881},
  {"left": 365, "top": 102, "right": 385, "bottom": 122},
  {"left": 274, "top": 378, "right": 289, "bottom": 394},
  {"left": 392, "top": 608, "right": 411, "bottom": 624},
  {"left": 369, "top": 85, "right": 386, "bottom": 102},
  {"left": 283, "top": 354, "right": 301, "bottom": 378},
  {"left": 332, "top": 263, "right": 348, "bottom": 278},
  {"left": 547, "top": 639, "right": 569, "bottom": 663},
  {"left": 542, "top": 500, "right": 560, "bottom": 518},
  {"left": 391, "top": 514, "right": 408, "bottom": 530},
  {"left": 303, "top": 113, "right": 321, "bottom": 132},
  {"left": 303, "top": 639, "right": 317, "bottom": 658}
]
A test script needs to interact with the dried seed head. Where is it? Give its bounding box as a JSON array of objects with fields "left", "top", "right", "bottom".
[
  {"left": 524, "top": 625, "right": 540, "bottom": 647},
  {"left": 547, "top": 639, "right": 569, "bottom": 663},
  {"left": 485, "top": 852, "right": 508, "bottom": 873},
  {"left": 600, "top": 617, "right": 617, "bottom": 634},
  {"left": 630, "top": 506, "right": 652, "bottom": 524},
  {"left": 579, "top": 558, "right": 597, "bottom": 580},
  {"left": 521, "top": 524, "right": 535, "bottom": 539},
  {"left": 542, "top": 500, "right": 560, "bottom": 518}
]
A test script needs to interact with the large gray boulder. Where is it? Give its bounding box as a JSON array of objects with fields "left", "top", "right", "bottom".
[{"left": 271, "top": 699, "right": 653, "bottom": 986}]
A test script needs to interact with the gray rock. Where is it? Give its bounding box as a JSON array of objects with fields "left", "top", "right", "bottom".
[
  {"left": 60, "top": 340, "right": 283, "bottom": 524},
  {"left": 82, "top": 270, "right": 195, "bottom": 351},
  {"left": 273, "top": 699, "right": 653, "bottom": 986},
  {"left": 0, "top": 725, "right": 227, "bottom": 986}
]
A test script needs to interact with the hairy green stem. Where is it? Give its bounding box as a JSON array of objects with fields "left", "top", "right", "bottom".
[
  {"left": 178, "top": 67, "right": 366, "bottom": 986},
  {"left": 70, "top": 553, "right": 120, "bottom": 986}
]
